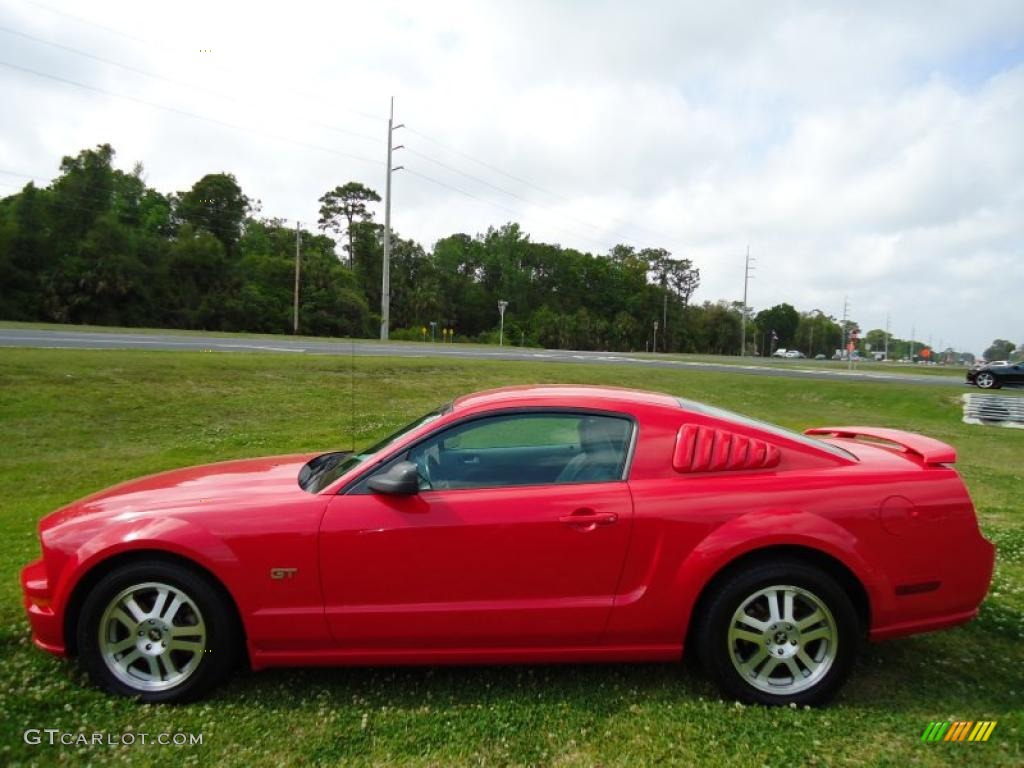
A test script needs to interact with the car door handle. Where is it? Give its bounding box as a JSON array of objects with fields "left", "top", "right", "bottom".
[{"left": 558, "top": 510, "right": 618, "bottom": 528}]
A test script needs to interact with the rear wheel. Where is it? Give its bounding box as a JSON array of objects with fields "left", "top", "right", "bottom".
[
  {"left": 695, "top": 560, "right": 860, "bottom": 707},
  {"left": 77, "top": 561, "right": 239, "bottom": 703}
]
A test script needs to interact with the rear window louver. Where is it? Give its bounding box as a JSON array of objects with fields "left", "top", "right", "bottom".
[{"left": 673, "top": 424, "right": 781, "bottom": 473}]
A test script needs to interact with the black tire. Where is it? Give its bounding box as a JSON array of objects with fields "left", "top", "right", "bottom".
[
  {"left": 77, "top": 560, "right": 239, "bottom": 703},
  {"left": 976, "top": 372, "right": 999, "bottom": 389},
  {"left": 694, "top": 559, "right": 860, "bottom": 707}
]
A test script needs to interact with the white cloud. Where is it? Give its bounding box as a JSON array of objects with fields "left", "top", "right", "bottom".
[{"left": 1, "top": 0, "right": 1022, "bottom": 352}]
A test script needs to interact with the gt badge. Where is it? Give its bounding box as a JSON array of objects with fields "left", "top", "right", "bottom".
[{"left": 270, "top": 567, "right": 298, "bottom": 580}]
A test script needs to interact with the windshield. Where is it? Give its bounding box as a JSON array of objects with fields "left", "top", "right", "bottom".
[
  {"left": 299, "top": 403, "right": 451, "bottom": 493},
  {"left": 676, "top": 398, "right": 856, "bottom": 461}
]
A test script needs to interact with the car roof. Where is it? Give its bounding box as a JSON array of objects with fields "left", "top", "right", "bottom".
[{"left": 452, "top": 385, "right": 680, "bottom": 412}]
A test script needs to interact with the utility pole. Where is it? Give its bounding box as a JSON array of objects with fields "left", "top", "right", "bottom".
[
  {"left": 884, "top": 313, "right": 890, "bottom": 361},
  {"left": 740, "top": 246, "right": 754, "bottom": 357},
  {"left": 380, "top": 97, "right": 404, "bottom": 341},
  {"left": 293, "top": 221, "right": 301, "bottom": 334},
  {"left": 653, "top": 320, "right": 659, "bottom": 354},
  {"left": 910, "top": 324, "right": 915, "bottom": 361}
]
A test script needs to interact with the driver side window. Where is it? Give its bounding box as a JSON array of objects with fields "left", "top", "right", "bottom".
[{"left": 407, "top": 412, "right": 631, "bottom": 490}]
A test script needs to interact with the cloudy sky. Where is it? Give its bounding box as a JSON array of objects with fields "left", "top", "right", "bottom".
[{"left": 1, "top": 0, "right": 1022, "bottom": 352}]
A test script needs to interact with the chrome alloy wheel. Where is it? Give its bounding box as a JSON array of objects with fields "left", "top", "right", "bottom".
[
  {"left": 727, "top": 584, "right": 838, "bottom": 695},
  {"left": 976, "top": 372, "right": 996, "bottom": 389},
  {"left": 98, "top": 581, "right": 207, "bottom": 692}
]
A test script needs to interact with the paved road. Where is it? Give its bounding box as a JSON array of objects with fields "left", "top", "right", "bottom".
[{"left": 0, "top": 328, "right": 970, "bottom": 388}]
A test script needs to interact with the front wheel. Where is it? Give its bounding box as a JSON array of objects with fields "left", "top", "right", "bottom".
[
  {"left": 975, "top": 372, "right": 999, "bottom": 389},
  {"left": 77, "top": 560, "right": 239, "bottom": 703},
  {"left": 694, "top": 560, "right": 860, "bottom": 707}
]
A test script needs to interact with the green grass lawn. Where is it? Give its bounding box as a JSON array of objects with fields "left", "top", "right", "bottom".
[{"left": 0, "top": 349, "right": 1020, "bottom": 766}]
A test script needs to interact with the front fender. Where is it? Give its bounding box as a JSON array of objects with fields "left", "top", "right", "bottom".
[
  {"left": 673, "top": 508, "right": 891, "bottom": 631},
  {"left": 49, "top": 515, "right": 250, "bottom": 636}
]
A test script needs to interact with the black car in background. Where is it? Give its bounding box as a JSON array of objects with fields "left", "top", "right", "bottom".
[{"left": 967, "top": 360, "right": 1024, "bottom": 389}]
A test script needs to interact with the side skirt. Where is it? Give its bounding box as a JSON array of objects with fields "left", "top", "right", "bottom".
[{"left": 249, "top": 644, "right": 681, "bottom": 671}]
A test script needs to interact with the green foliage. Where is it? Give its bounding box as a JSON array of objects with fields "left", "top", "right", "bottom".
[
  {"left": 317, "top": 181, "right": 381, "bottom": 266},
  {"left": 175, "top": 173, "right": 250, "bottom": 255},
  {"left": 2, "top": 143, "right": 995, "bottom": 359},
  {"left": 0, "top": 146, "right": 371, "bottom": 338},
  {"left": 794, "top": 311, "right": 844, "bottom": 358},
  {"left": 754, "top": 303, "right": 800, "bottom": 350},
  {"left": 984, "top": 339, "right": 1016, "bottom": 362},
  {"left": 689, "top": 301, "right": 742, "bottom": 355}
]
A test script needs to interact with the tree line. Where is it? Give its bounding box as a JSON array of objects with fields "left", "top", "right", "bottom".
[{"left": 0, "top": 144, "right": 987, "bottom": 359}]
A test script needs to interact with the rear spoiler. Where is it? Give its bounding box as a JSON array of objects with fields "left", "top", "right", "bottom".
[{"left": 804, "top": 426, "right": 956, "bottom": 465}]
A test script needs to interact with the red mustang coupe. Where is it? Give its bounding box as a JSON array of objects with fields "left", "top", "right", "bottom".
[{"left": 22, "top": 386, "right": 994, "bottom": 705}]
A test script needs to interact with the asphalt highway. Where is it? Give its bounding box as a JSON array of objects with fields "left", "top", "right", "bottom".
[{"left": 0, "top": 328, "right": 970, "bottom": 388}]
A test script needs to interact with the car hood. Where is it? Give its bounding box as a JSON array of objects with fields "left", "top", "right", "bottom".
[{"left": 40, "top": 453, "right": 318, "bottom": 532}]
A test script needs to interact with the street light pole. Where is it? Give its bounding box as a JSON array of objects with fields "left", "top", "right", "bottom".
[
  {"left": 497, "top": 300, "right": 508, "bottom": 347},
  {"left": 653, "top": 320, "right": 659, "bottom": 354}
]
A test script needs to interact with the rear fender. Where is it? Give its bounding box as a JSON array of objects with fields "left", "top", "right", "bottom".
[{"left": 674, "top": 509, "right": 890, "bottom": 634}]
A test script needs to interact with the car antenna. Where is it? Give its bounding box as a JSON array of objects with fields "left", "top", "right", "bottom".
[{"left": 350, "top": 335, "right": 356, "bottom": 453}]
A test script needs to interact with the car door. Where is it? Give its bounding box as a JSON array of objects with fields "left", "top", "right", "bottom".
[{"left": 318, "top": 410, "right": 636, "bottom": 649}]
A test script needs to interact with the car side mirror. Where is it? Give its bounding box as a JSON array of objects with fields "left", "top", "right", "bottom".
[{"left": 367, "top": 461, "right": 420, "bottom": 495}]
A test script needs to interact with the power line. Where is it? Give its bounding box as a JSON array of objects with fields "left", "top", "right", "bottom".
[
  {"left": 405, "top": 146, "right": 646, "bottom": 248},
  {"left": 405, "top": 127, "right": 552, "bottom": 195},
  {"left": 403, "top": 168, "right": 636, "bottom": 254},
  {"left": 5, "top": 12, "right": 688, "bottom": 260},
  {"left": 7, "top": 14, "right": 682, "bottom": 257},
  {"left": 4, "top": 19, "right": 663, "bottom": 254},
  {"left": 0, "top": 24, "right": 381, "bottom": 146},
  {"left": 404, "top": 126, "right": 683, "bottom": 245},
  {"left": 0, "top": 170, "right": 40, "bottom": 181},
  {"left": 0, "top": 60, "right": 383, "bottom": 167},
  {"left": 20, "top": 0, "right": 385, "bottom": 125}
]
